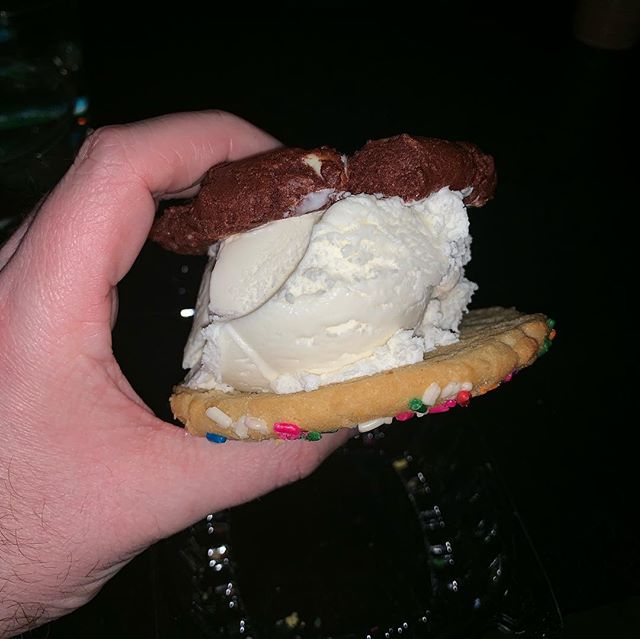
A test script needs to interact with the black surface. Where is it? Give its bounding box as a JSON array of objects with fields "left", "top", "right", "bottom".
[
  {"left": 4, "top": 1, "right": 639, "bottom": 636},
  {"left": 230, "top": 450, "right": 430, "bottom": 632}
]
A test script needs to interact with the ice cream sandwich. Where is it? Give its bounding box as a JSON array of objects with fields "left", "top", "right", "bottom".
[{"left": 150, "top": 135, "right": 554, "bottom": 441}]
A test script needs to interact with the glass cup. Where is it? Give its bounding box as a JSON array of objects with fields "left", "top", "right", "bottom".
[{"left": 153, "top": 423, "right": 563, "bottom": 638}]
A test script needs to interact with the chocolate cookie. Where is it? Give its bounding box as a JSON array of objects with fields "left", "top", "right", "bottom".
[
  {"left": 150, "top": 135, "right": 497, "bottom": 255},
  {"left": 150, "top": 146, "right": 347, "bottom": 254},
  {"left": 348, "top": 134, "right": 496, "bottom": 206}
]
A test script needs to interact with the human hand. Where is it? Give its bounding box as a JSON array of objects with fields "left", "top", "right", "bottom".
[{"left": 0, "top": 111, "right": 349, "bottom": 637}]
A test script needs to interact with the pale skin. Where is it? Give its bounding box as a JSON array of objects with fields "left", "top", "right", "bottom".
[{"left": 0, "top": 111, "right": 349, "bottom": 637}]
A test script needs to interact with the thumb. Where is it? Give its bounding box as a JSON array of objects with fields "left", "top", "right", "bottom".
[{"left": 111, "top": 411, "right": 352, "bottom": 546}]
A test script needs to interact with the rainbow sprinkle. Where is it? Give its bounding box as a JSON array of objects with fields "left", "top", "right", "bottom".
[
  {"left": 408, "top": 397, "right": 427, "bottom": 412},
  {"left": 539, "top": 318, "right": 557, "bottom": 355},
  {"left": 428, "top": 403, "right": 450, "bottom": 414},
  {"left": 306, "top": 431, "right": 322, "bottom": 441},
  {"left": 538, "top": 337, "right": 553, "bottom": 356},
  {"left": 395, "top": 411, "right": 415, "bottom": 422},
  {"left": 273, "top": 422, "right": 303, "bottom": 440},
  {"left": 206, "top": 433, "right": 227, "bottom": 444}
]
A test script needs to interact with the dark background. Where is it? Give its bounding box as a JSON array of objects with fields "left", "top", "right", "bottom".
[{"left": 3, "top": 0, "right": 639, "bottom": 636}]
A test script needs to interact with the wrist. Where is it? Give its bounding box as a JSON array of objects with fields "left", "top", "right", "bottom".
[
  {"left": 0, "top": 517, "right": 123, "bottom": 638},
  {"left": 0, "top": 443, "right": 117, "bottom": 636},
  {"left": 0, "top": 526, "right": 77, "bottom": 637}
]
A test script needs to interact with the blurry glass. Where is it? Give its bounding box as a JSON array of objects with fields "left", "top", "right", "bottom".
[
  {"left": 154, "top": 423, "right": 563, "bottom": 638},
  {"left": 0, "top": 0, "right": 88, "bottom": 240}
]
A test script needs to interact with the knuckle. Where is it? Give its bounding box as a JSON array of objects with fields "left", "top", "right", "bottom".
[
  {"left": 76, "top": 125, "right": 130, "bottom": 166},
  {"left": 204, "top": 108, "right": 233, "bottom": 120},
  {"left": 200, "top": 109, "right": 245, "bottom": 129}
]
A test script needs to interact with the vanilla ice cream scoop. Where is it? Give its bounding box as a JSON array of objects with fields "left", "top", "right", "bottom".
[{"left": 184, "top": 187, "right": 476, "bottom": 394}]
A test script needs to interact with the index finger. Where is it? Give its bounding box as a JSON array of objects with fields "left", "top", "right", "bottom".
[{"left": 5, "top": 111, "right": 279, "bottom": 316}]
